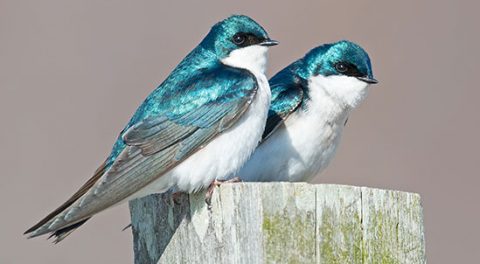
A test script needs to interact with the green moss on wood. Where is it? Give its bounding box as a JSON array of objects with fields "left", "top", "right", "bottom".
[
  {"left": 318, "top": 207, "right": 363, "bottom": 263},
  {"left": 362, "top": 197, "right": 400, "bottom": 264},
  {"left": 262, "top": 210, "right": 315, "bottom": 263}
]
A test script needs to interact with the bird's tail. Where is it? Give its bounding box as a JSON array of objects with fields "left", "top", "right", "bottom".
[
  {"left": 47, "top": 218, "right": 91, "bottom": 243},
  {"left": 24, "top": 160, "right": 107, "bottom": 242}
]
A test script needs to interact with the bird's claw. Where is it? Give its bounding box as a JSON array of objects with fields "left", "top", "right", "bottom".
[
  {"left": 205, "top": 177, "right": 242, "bottom": 209},
  {"left": 171, "top": 191, "right": 185, "bottom": 205},
  {"left": 121, "top": 223, "right": 132, "bottom": 231}
]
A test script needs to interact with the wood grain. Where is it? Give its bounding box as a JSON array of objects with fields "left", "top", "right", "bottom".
[{"left": 129, "top": 183, "right": 426, "bottom": 264}]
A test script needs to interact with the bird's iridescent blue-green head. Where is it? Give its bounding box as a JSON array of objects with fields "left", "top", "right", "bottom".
[
  {"left": 200, "top": 15, "right": 278, "bottom": 59},
  {"left": 300, "top": 40, "right": 377, "bottom": 84}
]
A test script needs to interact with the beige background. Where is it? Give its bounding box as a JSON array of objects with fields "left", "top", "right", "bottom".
[{"left": 1, "top": 0, "right": 478, "bottom": 263}]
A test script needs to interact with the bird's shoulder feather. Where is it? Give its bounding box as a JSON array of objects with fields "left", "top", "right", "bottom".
[{"left": 262, "top": 75, "right": 305, "bottom": 141}]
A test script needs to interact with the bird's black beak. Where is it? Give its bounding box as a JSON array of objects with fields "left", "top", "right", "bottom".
[
  {"left": 357, "top": 76, "right": 378, "bottom": 84},
  {"left": 260, "top": 39, "right": 279, "bottom": 47}
]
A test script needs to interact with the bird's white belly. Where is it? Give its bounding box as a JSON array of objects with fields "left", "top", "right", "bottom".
[
  {"left": 281, "top": 115, "right": 346, "bottom": 181},
  {"left": 128, "top": 73, "right": 271, "bottom": 198},
  {"left": 239, "top": 110, "right": 347, "bottom": 182}
]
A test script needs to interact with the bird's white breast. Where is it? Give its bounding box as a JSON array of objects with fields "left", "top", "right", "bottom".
[
  {"left": 128, "top": 45, "right": 271, "bottom": 198},
  {"left": 239, "top": 75, "right": 369, "bottom": 182}
]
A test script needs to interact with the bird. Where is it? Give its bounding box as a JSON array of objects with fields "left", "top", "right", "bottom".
[
  {"left": 238, "top": 40, "right": 377, "bottom": 183},
  {"left": 25, "top": 15, "right": 278, "bottom": 242}
]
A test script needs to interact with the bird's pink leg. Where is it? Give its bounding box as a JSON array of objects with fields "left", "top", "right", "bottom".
[
  {"left": 205, "top": 177, "right": 242, "bottom": 208},
  {"left": 171, "top": 191, "right": 186, "bottom": 205}
]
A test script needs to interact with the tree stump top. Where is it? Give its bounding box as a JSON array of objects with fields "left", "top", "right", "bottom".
[{"left": 129, "top": 183, "right": 425, "bottom": 264}]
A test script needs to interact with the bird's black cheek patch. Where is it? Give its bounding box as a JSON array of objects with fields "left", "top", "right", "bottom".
[{"left": 235, "top": 33, "right": 263, "bottom": 48}]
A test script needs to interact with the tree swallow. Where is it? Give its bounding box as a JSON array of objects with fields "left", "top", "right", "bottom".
[
  {"left": 238, "top": 40, "right": 376, "bottom": 183},
  {"left": 25, "top": 15, "right": 278, "bottom": 242}
]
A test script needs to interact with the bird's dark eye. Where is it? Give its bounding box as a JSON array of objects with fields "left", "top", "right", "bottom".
[
  {"left": 231, "top": 32, "right": 264, "bottom": 47},
  {"left": 335, "top": 62, "right": 349, "bottom": 73},
  {"left": 232, "top": 33, "right": 246, "bottom": 45},
  {"left": 333, "top": 61, "right": 363, "bottom": 77}
]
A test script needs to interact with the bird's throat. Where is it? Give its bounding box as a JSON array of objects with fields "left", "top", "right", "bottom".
[{"left": 221, "top": 45, "right": 269, "bottom": 75}]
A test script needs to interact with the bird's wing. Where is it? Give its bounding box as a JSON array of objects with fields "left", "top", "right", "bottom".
[
  {"left": 23, "top": 160, "right": 108, "bottom": 242},
  {"left": 25, "top": 65, "right": 258, "bottom": 239},
  {"left": 261, "top": 81, "right": 303, "bottom": 141}
]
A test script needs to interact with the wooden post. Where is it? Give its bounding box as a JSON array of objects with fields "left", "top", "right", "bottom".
[{"left": 129, "top": 183, "right": 426, "bottom": 264}]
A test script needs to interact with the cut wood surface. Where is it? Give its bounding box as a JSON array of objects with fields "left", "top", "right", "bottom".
[{"left": 129, "top": 183, "right": 425, "bottom": 264}]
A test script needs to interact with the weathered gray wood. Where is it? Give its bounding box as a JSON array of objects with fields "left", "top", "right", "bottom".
[{"left": 129, "top": 183, "right": 425, "bottom": 264}]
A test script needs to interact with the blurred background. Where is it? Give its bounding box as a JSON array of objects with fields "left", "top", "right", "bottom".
[{"left": 1, "top": 0, "right": 478, "bottom": 263}]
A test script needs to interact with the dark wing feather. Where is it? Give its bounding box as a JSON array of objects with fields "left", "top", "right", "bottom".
[
  {"left": 24, "top": 161, "right": 107, "bottom": 236},
  {"left": 123, "top": 117, "right": 199, "bottom": 156},
  {"left": 261, "top": 82, "right": 304, "bottom": 141}
]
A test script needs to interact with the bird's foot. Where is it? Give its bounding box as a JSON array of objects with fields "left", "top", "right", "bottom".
[
  {"left": 171, "top": 191, "right": 186, "bottom": 205},
  {"left": 205, "top": 177, "right": 242, "bottom": 209}
]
